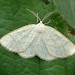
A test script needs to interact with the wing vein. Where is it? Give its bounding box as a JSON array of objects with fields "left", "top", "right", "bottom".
[
  {"left": 42, "top": 32, "right": 57, "bottom": 58},
  {"left": 8, "top": 27, "right": 35, "bottom": 43}
]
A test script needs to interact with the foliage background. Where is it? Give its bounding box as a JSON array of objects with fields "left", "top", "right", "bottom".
[{"left": 0, "top": 0, "right": 75, "bottom": 75}]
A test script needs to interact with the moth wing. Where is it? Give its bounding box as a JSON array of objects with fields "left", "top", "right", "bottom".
[
  {"left": 35, "top": 33, "right": 56, "bottom": 61},
  {"left": 43, "top": 26, "right": 75, "bottom": 58},
  {"left": 18, "top": 34, "right": 37, "bottom": 58},
  {"left": 0, "top": 24, "right": 36, "bottom": 55}
]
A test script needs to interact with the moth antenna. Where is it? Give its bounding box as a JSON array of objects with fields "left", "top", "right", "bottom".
[
  {"left": 26, "top": 8, "right": 41, "bottom": 22},
  {"left": 42, "top": 10, "right": 58, "bottom": 22},
  {"left": 36, "top": 13, "right": 39, "bottom": 23},
  {"left": 44, "top": 19, "right": 51, "bottom": 25}
]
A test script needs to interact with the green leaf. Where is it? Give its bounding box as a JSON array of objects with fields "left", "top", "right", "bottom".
[
  {"left": 54, "top": 0, "right": 75, "bottom": 29},
  {"left": 0, "top": 0, "right": 75, "bottom": 75}
]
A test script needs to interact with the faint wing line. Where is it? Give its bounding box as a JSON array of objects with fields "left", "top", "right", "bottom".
[
  {"left": 8, "top": 27, "right": 35, "bottom": 43},
  {"left": 45, "top": 27, "right": 71, "bottom": 48},
  {"left": 17, "top": 32, "right": 37, "bottom": 53},
  {"left": 42, "top": 32, "right": 58, "bottom": 58}
]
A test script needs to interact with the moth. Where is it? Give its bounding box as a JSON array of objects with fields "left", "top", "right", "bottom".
[{"left": 0, "top": 9, "right": 75, "bottom": 61}]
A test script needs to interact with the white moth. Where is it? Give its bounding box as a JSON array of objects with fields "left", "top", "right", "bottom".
[{"left": 0, "top": 9, "right": 75, "bottom": 61}]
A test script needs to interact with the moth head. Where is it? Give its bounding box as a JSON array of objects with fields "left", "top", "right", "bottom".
[{"left": 35, "top": 21, "right": 46, "bottom": 33}]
